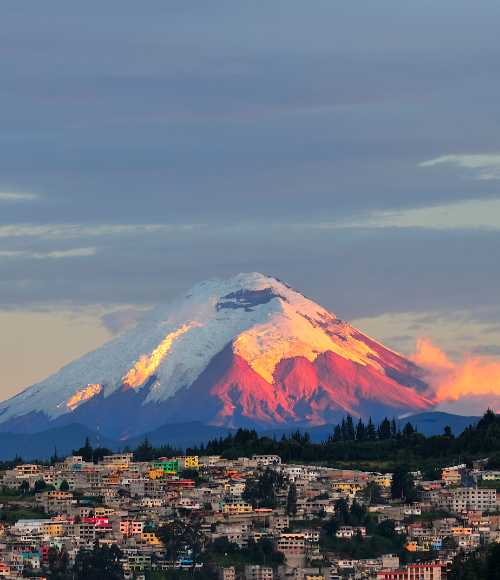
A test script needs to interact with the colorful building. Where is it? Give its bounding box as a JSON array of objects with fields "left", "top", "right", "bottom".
[{"left": 151, "top": 459, "right": 179, "bottom": 475}]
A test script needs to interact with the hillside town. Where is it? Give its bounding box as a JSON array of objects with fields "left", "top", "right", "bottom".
[{"left": 1, "top": 447, "right": 499, "bottom": 579}]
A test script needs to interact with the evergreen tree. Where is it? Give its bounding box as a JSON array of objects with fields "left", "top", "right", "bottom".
[
  {"left": 74, "top": 544, "right": 123, "bottom": 580},
  {"left": 391, "top": 465, "right": 416, "bottom": 502},
  {"left": 340, "top": 418, "right": 347, "bottom": 440},
  {"left": 34, "top": 479, "right": 47, "bottom": 493},
  {"left": 378, "top": 418, "right": 392, "bottom": 440},
  {"left": 366, "top": 417, "right": 377, "bottom": 440},
  {"left": 286, "top": 483, "right": 297, "bottom": 516},
  {"left": 345, "top": 416, "right": 355, "bottom": 440},
  {"left": 362, "top": 482, "right": 384, "bottom": 505},
  {"left": 134, "top": 437, "right": 154, "bottom": 461},
  {"left": 92, "top": 447, "right": 113, "bottom": 464},
  {"left": 74, "top": 437, "right": 93, "bottom": 462},
  {"left": 355, "top": 418, "right": 366, "bottom": 441},
  {"left": 19, "top": 479, "right": 30, "bottom": 495},
  {"left": 243, "top": 468, "right": 286, "bottom": 509},
  {"left": 402, "top": 422, "right": 415, "bottom": 438},
  {"left": 47, "top": 546, "right": 69, "bottom": 579},
  {"left": 50, "top": 446, "right": 60, "bottom": 465},
  {"left": 332, "top": 424, "right": 342, "bottom": 442}
]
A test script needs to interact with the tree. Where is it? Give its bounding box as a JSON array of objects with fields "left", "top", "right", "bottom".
[
  {"left": 47, "top": 546, "right": 69, "bottom": 579},
  {"left": 331, "top": 424, "right": 342, "bottom": 442},
  {"left": 134, "top": 437, "right": 154, "bottom": 461},
  {"left": 333, "top": 498, "right": 350, "bottom": 525},
  {"left": 74, "top": 437, "right": 93, "bottom": 462},
  {"left": 377, "top": 519, "right": 396, "bottom": 539},
  {"left": 74, "top": 543, "right": 123, "bottom": 580},
  {"left": 402, "top": 422, "right": 415, "bottom": 438},
  {"left": 158, "top": 517, "right": 203, "bottom": 566},
  {"left": 443, "top": 425, "right": 453, "bottom": 437},
  {"left": 378, "top": 418, "right": 392, "bottom": 440},
  {"left": 34, "top": 479, "right": 47, "bottom": 493},
  {"left": 19, "top": 480, "right": 30, "bottom": 495},
  {"left": 391, "top": 465, "right": 416, "bottom": 502},
  {"left": 50, "top": 446, "right": 61, "bottom": 465},
  {"left": 345, "top": 416, "right": 356, "bottom": 440},
  {"left": 355, "top": 418, "right": 366, "bottom": 441},
  {"left": 441, "top": 536, "right": 458, "bottom": 550},
  {"left": 243, "top": 468, "right": 286, "bottom": 509},
  {"left": 362, "top": 482, "right": 385, "bottom": 505},
  {"left": 59, "top": 479, "right": 70, "bottom": 492},
  {"left": 92, "top": 447, "right": 112, "bottom": 464},
  {"left": 349, "top": 500, "right": 368, "bottom": 526},
  {"left": 286, "top": 483, "right": 297, "bottom": 516},
  {"left": 366, "top": 417, "right": 377, "bottom": 440}
]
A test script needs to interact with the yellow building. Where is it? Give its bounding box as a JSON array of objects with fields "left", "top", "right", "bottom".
[
  {"left": 95, "top": 507, "right": 114, "bottom": 517},
  {"left": 42, "top": 522, "right": 64, "bottom": 537},
  {"left": 146, "top": 468, "right": 165, "bottom": 480},
  {"left": 331, "top": 481, "right": 362, "bottom": 495},
  {"left": 373, "top": 474, "right": 392, "bottom": 489},
  {"left": 176, "top": 455, "right": 200, "bottom": 470},
  {"left": 15, "top": 464, "right": 40, "bottom": 477},
  {"left": 141, "top": 532, "right": 162, "bottom": 545},
  {"left": 223, "top": 502, "right": 253, "bottom": 515}
]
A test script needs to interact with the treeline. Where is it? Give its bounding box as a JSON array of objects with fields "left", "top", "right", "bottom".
[
  {"left": 4, "top": 411, "right": 498, "bottom": 470},
  {"left": 187, "top": 410, "right": 500, "bottom": 469},
  {"left": 69, "top": 437, "right": 181, "bottom": 464}
]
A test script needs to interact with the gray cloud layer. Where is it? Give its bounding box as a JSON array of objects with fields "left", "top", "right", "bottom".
[{"left": 1, "top": 0, "right": 500, "bottom": 333}]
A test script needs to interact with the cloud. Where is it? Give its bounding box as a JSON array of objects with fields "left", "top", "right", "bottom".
[
  {"left": 309, "top": 198, "right": 500, "bottom": 231},
  {"left": 0, "top": 223, "right": 202, "bottom": 240},
  {"left": 0, "top": 192, "right": 39, "bottom": 203},
  {"left": 420, "top": 154, "right": 500, "bottom": 180},
  {"left": 100, "top": 307, "right": 148, "bottom": 334},
  {"left": 0, "top": 247, "right": 96, "bottom": 260},
  {"left": 411, "top": 338, "right": 500, "bottom": 408}
]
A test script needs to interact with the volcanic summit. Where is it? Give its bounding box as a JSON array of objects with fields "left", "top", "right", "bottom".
[{"left": 0, "top": 273, "right": 432, "bottom": 438}]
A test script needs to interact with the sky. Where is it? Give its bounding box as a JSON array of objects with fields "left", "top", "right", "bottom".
[{"left": 1, "top": 1, "right": 500, "bottom": 412}]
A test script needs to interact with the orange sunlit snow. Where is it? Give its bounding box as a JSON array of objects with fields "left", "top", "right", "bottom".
[
  {"left": 66, "top": 383, "right": 102, "bottom": 411},
  {"left": 122, "top": 322, "right": 200, "bottom": 389}
]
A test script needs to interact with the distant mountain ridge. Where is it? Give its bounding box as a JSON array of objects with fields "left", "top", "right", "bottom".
[{"left": 0, "top": 412, "right": 480, "bottom": 461}]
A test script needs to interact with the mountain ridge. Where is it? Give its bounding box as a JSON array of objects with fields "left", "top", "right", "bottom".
[
  {"left": 0, "top": 413, "right": 481, "bottom": 461},
  {"left": 0, "top": 272, "right": 433, "bottom": 437}
]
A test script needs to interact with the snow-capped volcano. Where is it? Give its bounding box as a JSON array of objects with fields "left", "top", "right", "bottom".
[{"left": 0, "top": 273, "right": 432, "bottom": 437}]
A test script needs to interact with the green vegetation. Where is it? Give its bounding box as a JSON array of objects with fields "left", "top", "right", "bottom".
[
  {"left": 157, "top": 516, "right": 284, "bottom": 572},
  {"left": 320, "top": 499, "right": 405, "bottom": 558},
  {"left": 133, "top": 436, "right": 180, "bottom": 462},
  {"left": 157, "top": 516, "right": 204, "bottom": 564},
  {"left": 34, "top": 478, "right": 55, "bottom": 493},
  {"left": 286, "top": 482, "right": 298, "bottom": 516},
  {"left": 73, "top": 544, "right": 124, "bottom": 580},
  {"left": 72, "top": 437, "right": 114, "bottom": 464},
  {"left": 204, "top": 537, "right": 284, "bottom": 569},
  {"left": 46, "top": 546, "right": 70, "bottom": 580},
  {"left": 146, "top": 569, "right": 217, "bottom": 580},
  {"left": 0, "top": 486, "right": 23, "bottom": 502},
  {"left": 243, "top": 468, "right": 287, "bottom": 509},
  {"left": 188, "top": 410, "right": 500, "bottom": 471},
  {"left": 477, "top": 479, "right": 500, "bottom": 490},
  {"left": 448, "top": 543, "right": 500, "bottom": 579},
  {"left": 0, "top": 505, "right": 49, "bottom": 524},
  {"left": 391, "top": 465, "right": 417, "bottom": 502}
]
